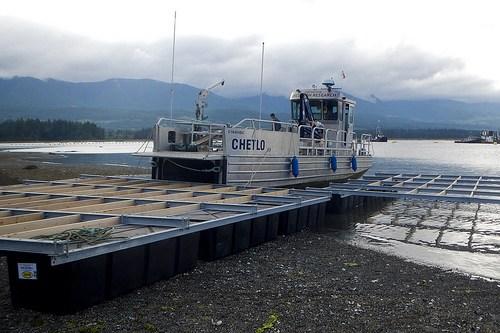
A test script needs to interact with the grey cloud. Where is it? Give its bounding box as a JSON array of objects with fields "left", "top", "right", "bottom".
[{"left": 0, "top": 17, "right": 498, "bottom": 102}]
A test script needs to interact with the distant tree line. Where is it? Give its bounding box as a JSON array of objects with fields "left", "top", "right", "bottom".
[
  {"left": 358, "top": 128, "right": 479, "bottom": 140},
  {"left": 0, "top": 118, "right": 151, "bottom": 141},
  {"left": 381, "top": 128, "right": 478, "bottom": 139}
]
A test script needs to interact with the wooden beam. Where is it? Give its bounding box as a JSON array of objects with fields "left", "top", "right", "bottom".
[
  {"left": 66, "top": 199, "right": 135, "bottom": 213},
  {"left": 127, "top": 182, "right": 193, "bottom": 190},
  {"left": 215, "top": 195, "right": 252, "bottom": 204},
  {"left": 20, "top": 184, "right": 76, "bottom": 193},
  {"left": 4, "top": 195, "right": 72, "bottom": 208},
  {"left": 35, "top": 198, "right": 103, "bottom": 211},
  {"left": 233, "top": 188, "right": 263, "bottom": 195},
  {"left": 184, "top": 193, "right": 223, "bottom": 202},
  {"left": 103, "top": 202, "right": 167, "bottom": 214},
  {"left": 19, "top": 197, "right": 75, "bottom": 209},
  {"left": 0, "top": 211, "right": 11, "bottom": 217},
  {"left": 203, "top": 186, "right": 237, "bottom": 193},
  {"left": 261, "top": 189, "right": 290, "bottom": 196},
  {"left": 55, "top": 186, "right": 119, "bottom": 195},
  {"left": 0, "top": 214, "right": 81, "bottom": 235},
  {"left": 0, "top": 212, "right": 44, "bottom": 226},
  {"left": 0, "top": 195, "right": 50, "bottom": 206},
  {"left": 114, "top": 189, "right": 167, "bottom": 198},
  {"left": 0, "top": 193, "right": 25, "bottom": 202},
  {"left": 38, "top": 185, "right": 95, "bottom": 194},
  {"left": 93, "top": 188, "right": 144, "bottom": 197},
  {"left": 145, "top": 192, "right": 194, "bottom": 200},
  {"left": 5, "top": 216, "right": 120, "bottom": 239},
  {"left": 184, "top": 184, "right": 216, "bottom": 191},
  {"left": 79, "top": 178, "right": 132, "bottom": 186},
  {"left": 72, "top": 177, "right": 122, "bottom": 184},
  {"left": 138, "top": 203, "right": 200, "bottom": 217}
]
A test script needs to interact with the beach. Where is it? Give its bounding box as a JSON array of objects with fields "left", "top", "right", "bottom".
[
  {"left": 0, "top": 151, "right": 499, "bottom": 332},
  {"left": 0, "top": 152, "right": 147, "bottom": 185}
]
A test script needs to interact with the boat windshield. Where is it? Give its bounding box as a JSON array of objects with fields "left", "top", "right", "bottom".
[
  {"left": 323, "top": 100, "right": 338, "bottom": 120},
  {"left": 291, "top": 99, "right": 338, "bottom": 121}
]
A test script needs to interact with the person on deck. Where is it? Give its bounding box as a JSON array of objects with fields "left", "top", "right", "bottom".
[{"left": 270, "top": 113, "right": 281, "bottom": 131}]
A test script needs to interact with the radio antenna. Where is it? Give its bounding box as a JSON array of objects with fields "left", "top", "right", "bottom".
[
  {"left": 169, "top": 11, "right": 177, "bottom": 123},
  {"left": 258, "top": 42, "right": 265, "bottom": 128}
]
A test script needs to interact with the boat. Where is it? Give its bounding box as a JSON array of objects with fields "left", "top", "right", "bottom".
[
  {"left": 455, "top": 130, "right": 498, "bottom": 144},
  {"left": 372, "top": 123, "right": 388, "bottom": 142},
  {"left": 136, "top": 80, "right": 373, "bottom": 187}
]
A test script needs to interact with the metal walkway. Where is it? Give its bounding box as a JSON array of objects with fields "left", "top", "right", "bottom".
[
  {"left": 0, "top": 175, "right": 330, "bottom": 265},
  {"left": 312, "top": 172, "right": 500, "bottom": 204}
]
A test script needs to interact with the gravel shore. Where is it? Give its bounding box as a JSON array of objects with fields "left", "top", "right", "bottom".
[
  {"left": 0, "top": 152, "right": 499, "bottom": 332},
  {"left": 0, "top": 152, "right": 146, "bottom": 185},
  {"left": 1, "top": 230, "right": 499, "bottom": 333}
]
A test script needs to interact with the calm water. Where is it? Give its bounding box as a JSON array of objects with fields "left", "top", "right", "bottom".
[
  {"left": 0, "top": 141, "right": 153, "bottom": 168},
  {"left": 339, "top": 140, "right": 500, "bottom": 281},
  {"left": 1, "top": 140, "right": 499, "bottom": 280}
]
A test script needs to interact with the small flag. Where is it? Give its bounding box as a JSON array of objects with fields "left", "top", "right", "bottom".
[{"left": 341, "top": 70, "right": 346, "bottom": 79}]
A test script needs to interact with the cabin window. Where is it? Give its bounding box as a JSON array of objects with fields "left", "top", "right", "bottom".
[
  {"left": 309, "top": 100, "right": 322, "bottom": 120},
  {"left": 349, "top": 107, "right": 354, "bottom": 124},
  {"left": 323, "top": 100, "right": 338, "bottom": 120},
  {"left": 291, "top": 100, "right": 300, "bottom": 120}
]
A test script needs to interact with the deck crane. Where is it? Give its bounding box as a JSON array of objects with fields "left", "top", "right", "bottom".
[{"left": 195, "top": 79, "right": 225, "bottom": 120}]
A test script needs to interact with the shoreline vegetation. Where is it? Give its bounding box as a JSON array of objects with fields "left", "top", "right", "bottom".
[
  {"left": 0, "top": 153, "right": 498, "bottom": 332},
  {"left": 0, "top": 119, "right": 152, "bottom": 141},
  {"left": 0, "top": 118, "right": 482, "bottom": 141}
]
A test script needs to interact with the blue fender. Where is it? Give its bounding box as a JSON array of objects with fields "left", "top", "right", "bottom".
[
  {"left": 351, "top": 155, "right": 357, "bottom": 172},
  {"left": 330, "top": 155, "right": 337, "bottom": 172},
  {"left": 291, "top": 156, "right": 299, "bottom": 177}
]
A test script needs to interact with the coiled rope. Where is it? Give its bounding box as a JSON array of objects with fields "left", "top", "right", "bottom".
[{"left": 33, "top": 227, "right": 124, "bottom": 245}]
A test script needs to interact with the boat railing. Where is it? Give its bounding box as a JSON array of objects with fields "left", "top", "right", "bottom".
[
  {"left": 155, "top": 118, "right": 227, "bottom": 152},
  {"left": 232, "top": 118, "right": 298, "bottom": 132},
  {"left": 354, "top": 133, "right": 372, "bottom": 156},
  {"left": 297, "top": 125, "right": 352, "bottom": 156}
]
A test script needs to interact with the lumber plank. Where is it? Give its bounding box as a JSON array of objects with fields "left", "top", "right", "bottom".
[
  {"left": 19, "top": 184, "right": 76, "bottom": 193},
  {"left": 215, "top": 195, "right": 252, "bottom": 204},
  {"left": 1, "top": 195, "right": 73, "bottom": 208},
  {"left": 102, "top": 202, "right": 167, "bottom": 214},
  {"left": 34, "top": 198, "right": 103, "bottom": 211},
  {"left": 0, "top": 193, "right": 25, "bottom": 202},
  {"left": 18, "top": 197, "right": 75, "bottom": 209},
  {"left": 5, "top": 217, "right": 120, "bottom": 239},
  {"left": 233, "top": 188, "right": 264, "bottom": 195},
  {"left": 0, "top": 195, "right": 49, "bottom": 206},
  {"left": 93, "top": 188, "right": 144, "bottom": 197},
  {"left": 261, "top": 189, "right": 290, "bottom": 196},
  {"left": 144, "top": 192, "right": 195, "bottom": 200},
  {"left": 0, "top": 211, "right": 11, "bottom": 217},
  {"left": 203, "top": 186, "right": 237, "bottom": 193},
  {"left": 0, "top": 214, "right": 81, "bottom": 235},
  {"left": 113, "top": 190, "right": 167, "bottom": 198},
  {"left": 184, "top": 193, "right": 223, "bottom": 202},
  {"left": 65, "top": 199, "right": 135, "bottom": 212},
  {"left": 137, "top": 203, "right": 200, "bottom": 217},
  {"left": 0, "top": 212, "right": 45, "bottom": 226}
]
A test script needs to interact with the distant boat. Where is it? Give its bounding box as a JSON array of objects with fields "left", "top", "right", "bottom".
[
  {"left": 372, "top": 124, "right": 388, "bottom": 142},
  {"left": 455, "top": 130, "right": 498, "bottom": 144}
]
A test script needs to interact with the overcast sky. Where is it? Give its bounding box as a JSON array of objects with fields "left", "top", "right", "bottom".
[{"left": 2, "top": 0, "right": 500, "bottom": 101}]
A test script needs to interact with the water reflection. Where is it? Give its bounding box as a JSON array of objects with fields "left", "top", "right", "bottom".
[{"left": 324, "top": 197, "right": 500, "bottom": 280}]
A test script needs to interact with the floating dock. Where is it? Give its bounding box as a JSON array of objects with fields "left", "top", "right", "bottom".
[
  {"left": 0, "top": 175, "right": 330, "bottom": 313},
  {"left": 315, "top": 173, "right": 500, "bottom": 204}
]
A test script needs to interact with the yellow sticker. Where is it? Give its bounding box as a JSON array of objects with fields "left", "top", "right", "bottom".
[{"left": 18, "top": 263, "right": 37, "bottom": 280}]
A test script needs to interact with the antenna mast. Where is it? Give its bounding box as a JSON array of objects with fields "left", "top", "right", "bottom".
[
  {"left": 169, "top": 11, "right": 177, "bottom": 122},
  {"left": 259, "top": 42, "right": 265, "bottom": 127}
]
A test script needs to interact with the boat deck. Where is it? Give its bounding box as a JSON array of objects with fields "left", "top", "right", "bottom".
[{"left": 134, "top": 151, "right": 224, "bottom": 160}]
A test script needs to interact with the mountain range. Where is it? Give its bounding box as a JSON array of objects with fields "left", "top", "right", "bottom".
[{"left": 0, "top": 77, "right": 499, "bottom": 130}]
